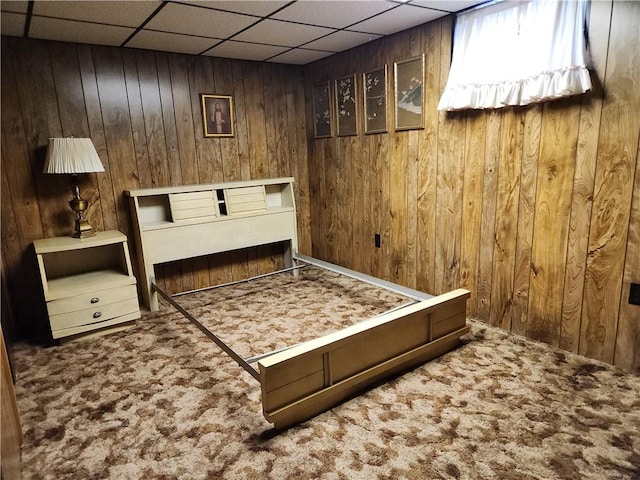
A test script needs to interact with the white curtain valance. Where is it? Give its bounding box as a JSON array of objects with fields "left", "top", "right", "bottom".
[{"left": 438, "top": 0, "right": 592, "bottom": 111}]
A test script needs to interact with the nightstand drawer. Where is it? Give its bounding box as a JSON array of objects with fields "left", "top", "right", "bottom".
[
  {"left": 49, "top": 297, "right": 140, "bottom": 332},
  {"left": 46, "top": 284, "right": 137, "bottom": 316}
]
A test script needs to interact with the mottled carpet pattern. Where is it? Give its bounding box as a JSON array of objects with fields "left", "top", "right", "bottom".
[{"left": 12, "top": 267, "right": 640, "bottom": 480}]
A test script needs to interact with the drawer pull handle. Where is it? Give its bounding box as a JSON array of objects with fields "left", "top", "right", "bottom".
[
  {"left": 90, "top": 297, "right": 100, "bottom": 304},
  {"left": 93, "top": 312, "right": 102, "bottom": 319}
]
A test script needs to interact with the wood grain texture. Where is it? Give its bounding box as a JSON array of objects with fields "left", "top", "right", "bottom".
[
  {"left": 581, "top": 0, "right": 640, "bottom": 364},
  {"left": 528, "top": 99, "right": 581, "bottom": 345},
  {"left": 560, "top": 1, "right": 610, "bottom": 352},
  {"left": 489, "top": 108, "right": 523, "bottom": 330},
  {"left": 415, "top": 24, "right": 439, "bottom": 294},
  {"left": 476, "top": 111, "right": 500, "bottom": 320},
  {"left": 511, "top": 105, "right": 541, "bottom": 337},
  {"left": 1, "top": 38, "right": 310, "bottom": 340},
  {"left": 2, "top": 3, "right": 639, "bottom": 373},
  {"left": 460, "top": 112, "right": 486, "bottom": 317},
  {"left": 303, "top": 5, "right": 639, "bottom": 372}
]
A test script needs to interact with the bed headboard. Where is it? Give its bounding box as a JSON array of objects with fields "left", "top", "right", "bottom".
[{"left": 126, "top": 177, "right": 297, "bottom": 311}]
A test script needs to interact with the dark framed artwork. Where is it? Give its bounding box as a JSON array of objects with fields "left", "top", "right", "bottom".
[
  {"left": 201, "top": 94, "right": 234, "bottom": 137},
  {"left": 335, "top": 74, "right": 357, "bottom": 136},
  {"left": 363, "top": 66, "right": 388, "bottom": 134},
  {"left": 312, "top": 82, "right": 332, "bottom": 138},
  {"left": 394, "top": 54, "right": 425, "bottom": 130}
]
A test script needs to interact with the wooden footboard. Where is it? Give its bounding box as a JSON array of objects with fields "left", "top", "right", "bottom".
[{"left": 258, "top": 288, "right": 470, "bottom": 429}]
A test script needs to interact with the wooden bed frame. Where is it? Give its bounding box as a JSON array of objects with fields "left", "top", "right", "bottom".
[{"left": 126, "top": 178, "right": 470, "bottom": 429}]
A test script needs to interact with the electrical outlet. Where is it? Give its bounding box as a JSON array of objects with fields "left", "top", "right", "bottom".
[
  {"left": 629, "top": 283, "right": 640, "bottom": 306},
  {"left": 374, "top": 233, "right": 381, "bottom": 248}
]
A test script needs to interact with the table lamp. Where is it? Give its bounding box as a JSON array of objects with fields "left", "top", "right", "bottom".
[{"left": 43, "top": 137, "right": 105, "bottom": 238}]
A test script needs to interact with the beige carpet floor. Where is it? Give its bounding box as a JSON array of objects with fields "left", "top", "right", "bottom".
[{"left": 11, "top": 267, "right": 640, "bottom": 479}]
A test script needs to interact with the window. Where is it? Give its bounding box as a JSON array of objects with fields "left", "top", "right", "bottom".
[{"left": 438, "top": 0, "right": 592, "bottom": 111}]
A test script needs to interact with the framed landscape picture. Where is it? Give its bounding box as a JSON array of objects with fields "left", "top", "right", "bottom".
[
  {"left": 312, "top": 82, "right": 332, "bottom": 138},
  {"left": 201, "top": 94, "right": 234, "bottom": 137},
  {"left": 363, "top": 66, "right": 387, "bottom": 134},
  {"left": 394, "top": 54, "right": 425, "bottom": 130},
  {"left": 335, "top": 74, "right": 357, "bottom": 136}
]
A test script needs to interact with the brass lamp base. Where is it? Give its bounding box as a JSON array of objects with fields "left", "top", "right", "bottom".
[
  {"left": 72, "top": 216, "right": 95, "bottom": 238},
  {"left": 69, "top": 177, "right": 95, "bottom": 238}
]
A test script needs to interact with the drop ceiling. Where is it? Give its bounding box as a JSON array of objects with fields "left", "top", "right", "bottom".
[{"left": 1, "top": 0, "right": 485, "bottom": 65}]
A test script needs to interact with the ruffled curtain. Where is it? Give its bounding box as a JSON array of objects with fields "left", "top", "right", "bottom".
[{"left": 438, "top": 0, "right": 592, "bottom": 111}]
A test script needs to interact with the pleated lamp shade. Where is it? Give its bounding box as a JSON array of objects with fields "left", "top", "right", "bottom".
[{"left": 43, "top": 138, "right": 104, "bottom": 174}]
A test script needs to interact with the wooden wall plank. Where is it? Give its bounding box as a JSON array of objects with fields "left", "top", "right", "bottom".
[
  {"left": 581, "top": 0, "right": 640, "bottom": 363},
  {"left": 168, "top": 54, "right": 198, "bottom": 185},
  {"left": 231, "top": 61, "right": 252, "bottom": 181},
  {"left": 213, "top": 57, "right": 241, "bottom": 181},
  {"left": 405, "top": 130, "right": 419, "bottom": 289},
  {"left": 389, "top": 133, "right": 409, "bottom": 285},
  {"left": 93, "top": 46, "right": 141, "bottom": 236},
  {"left": 243, "top": 63, "right": 269, "bottom": 178},
  {"left": 286, "top": 67, "right": 312, "bottom": 255},
  {"left": 77, "top": 45, "right": 119, "bottom": 234},
  {"left": 459, "top": 112, "right": 486, "bottom": 317},
  {"left": 122, "top": 49, "right": 151, "bottom": 190},
  {"left": 416, "top": 21, "right": 442, "bottom": 295},
  {"left": 190, "top": 56, "right": 222, "bottom": 185},
  {"left": 1, "top": 38, "right": 45, "bottom": 246},
  {"left": 136, "top": 50, "right": 171, "bottom": 189},
  {"left": 489, "top": 109, "right": 523, "bottom": 329},
  {"left": 511, "top": 105, "right": 541, "bottom": 336},
  {"left": 156, "top": 53, "right": 183, "bottom": 187},
  {"left": 187, "top": 56, "right": 222, "bottom": 289},
  {"left": 528, "top": 99, "right": 581, "bottom": 345},
  {"left": 10, "top": 39, "right": 64, "bottom": 239},
  {"left": 615, "top": 133, "right": 640, "bottom": 372},
  {"left": 560, "top": 1, "right": 611, "bottom": 352},
  {"left": 476, "top": 111, "right": 500, "bottom": 319}
]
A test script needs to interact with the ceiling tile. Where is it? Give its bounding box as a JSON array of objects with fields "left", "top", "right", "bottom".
[
  {"left": 203, "top": 40, "right": 290, "bottom": 61},
  {"left": 1, "top": 0, "right": 486, "bottom": 65},
  {"left": 1, "top": 12, "right": 26, "bottom": 36},
  {"left": 352, "top": 3, "right": 445, "bottom": 35},
  {"left": 272, "top": 0, "right": 394, "bottom": 29},
  {"left": 33, "top": 1, "right": 161, "bottom": 28},
  {"left": 127, "top": 30, "right": 219, "bottom": 55},
  {"left": 145, "top": 3, "right": 257, "bottom": 39},
  {"left": 235, "top": 19, "right": 335, "bottom": 47},
  {"left": 408, "top": 0, "right": 483, "bottom": 13},
  {"left": 173, "top": 0, "right": 291, "bottom": 17},
  {"left": 0, "top": 1, "right": 29, "bottom": 14},
  {"left": 29, "top": 17, "right": 134, "bottom": 46},
  {"left": 267, "top": 48, "right": 334, "bottom": 65},
  {"left": 304, "top": 30, "right": 383, "bottom": 53}
]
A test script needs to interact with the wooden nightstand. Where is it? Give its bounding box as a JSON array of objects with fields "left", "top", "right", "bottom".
[{"left": 33, "top": 230, "right": 141, "bottom": 340}]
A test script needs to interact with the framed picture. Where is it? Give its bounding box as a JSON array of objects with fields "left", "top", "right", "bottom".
[
  {"left": 312, "top": 82, "right": 332, "bottom": 138},
  {"left": 335, "top": 74, "right": 357, "bottom": 136},
  {"left": 394, "top": 54, "right": 425, "bottom": 130},
  {"left": 201, "top": 94, "right": 234, "bottom": 137},
  {"left": 363, "top": 66, "right": 387, "bottom": 134}
]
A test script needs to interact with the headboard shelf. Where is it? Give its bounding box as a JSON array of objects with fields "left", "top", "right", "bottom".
[{"left": 126, "top": 177, "right": 297, "bottom": 310}]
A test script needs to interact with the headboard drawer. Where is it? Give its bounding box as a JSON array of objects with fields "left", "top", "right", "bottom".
[
  {"left": 226, "top": 186, "right": 267, "bottom": 215},
  {"left": 169, "top": 190, "right": 217, "bottom": 221}
]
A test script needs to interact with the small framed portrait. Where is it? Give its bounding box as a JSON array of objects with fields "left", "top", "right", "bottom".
[
  {"left": 335, "top": 74, "right": 357, "bottom": 136},
  {"left": 312, "top": 82, "right": 332, "bottom": 138},
  {"left": 201, "top": 94, "right": 234, "bottom": 137},
  {"left": 363, "top": 65, "right": 388, "bottom": 134},
  {"left": 394, "top": 55, "right": 425, "bottom": 131}
]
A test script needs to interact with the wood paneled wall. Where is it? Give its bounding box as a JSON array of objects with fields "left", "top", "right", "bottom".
[
  {"left": 1, "top": 36, "right": 311, "bottom": 341},
  {"left": 304, "top": 0, "right": 640, "bottom": 372}
]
